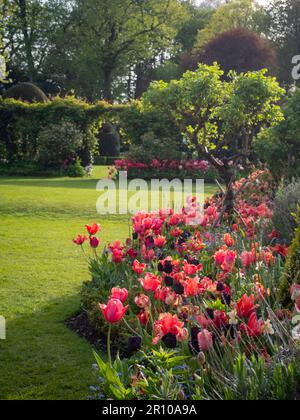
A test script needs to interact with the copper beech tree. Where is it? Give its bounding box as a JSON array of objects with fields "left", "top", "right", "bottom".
[{"left": 143, "top": 64, "right": 284, "bottom": 224}]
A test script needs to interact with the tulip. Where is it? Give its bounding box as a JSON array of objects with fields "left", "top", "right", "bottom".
[
  {"left": 73, "top": 235, "right": 88, "bottom": 245},
  {"left": 223, "top": 233, "right": 235, "bottom": 247},
  {"left": 197, "top": 330, "right": 213, "bottom": 352},
  {"left": 154, "top": 236, "right": 167, "bottom": 248},
  {"left": 132, "top": 260, "right": 146, "bottom": 275},
  {"left": 110, "top": 288, "right": 128, "bottom": 303},
  {"left": 237, "top": 294, "right": 255, "bottom": 319},
  {"left": 85, "top": 223, "right": 101, "bottom": 236},
  {"left": 240, "top": 313, "right": 264, "bottom": 338},
  {"left": 135, "top": 294, "right": 150, "bottom": 309},
  {"left": 100, "top": 298, "right": 128, "bottom": 324},
  {"left": 139, "top": 273, "right": 162, "bottom": 292},
  {"left": 90, "top": 237, "right": 100, "bottom": 248}
]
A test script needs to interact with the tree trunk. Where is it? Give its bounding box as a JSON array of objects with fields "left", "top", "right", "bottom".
[
  {"left": 103, "top": 68, "right": 113, "bottom": 101},
  {"left": 18, "top": 0, "right": 35, "bottom": 81}
]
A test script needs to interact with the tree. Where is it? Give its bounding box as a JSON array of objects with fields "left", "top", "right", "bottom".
[
  {"left": 71, "top": 0, "right": 185, "bottom": 100},
  {"left": 142, "top": 64, "right": 284, "bottom": 222},
  {"left": 255, "top": 88, "right": 300, "bottom": 182},
  {"left": 0, "top": 0, "right": 14, "bottom": 83},
  {"left": 183, "top": 28, "right": 277, "bottom": 75},
  {"left": 264, "top": 0, "right": 300, "bottom": 86},
  {"left": 2, "top": 0, "right": 72, "bottom": 83},
  {"left": 194, "top": 0, "right": 265, "bottom": 50}
]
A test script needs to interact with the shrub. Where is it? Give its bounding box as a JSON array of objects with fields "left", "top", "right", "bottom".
[
  {"left": 279, "top": 209, "right": 300, "bottom": 307},
  {"left": 98, "top": 123, "right": 120, "bottom": 157},
  {"left": 64, "top": 157, "right": 86, "bottom": 178},
  {"left": 3, "top": 82, "right": 49, "bottom": 103},
  {"left": 273, "top": 179, "right": 300, "bottom": 244},
  {"left": 37, "top": 121, "right": 84, "bottom": 170}
]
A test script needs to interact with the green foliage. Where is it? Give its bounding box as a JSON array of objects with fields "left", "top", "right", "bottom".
[
  {"left": 80, "top": 253, "right": 135, "bottom": 344},
  {"left": 127, "top": 131, "right": 182, "bottom": 164},
  {"left": 119, "top": 101, "right": 181, "bottom": 147},
  {"left": 3, "top": 82, "right": 49, "bottom": 103},
  {"left": 0, "top": 96, "right": 127, "bottom": 170},
  {"left": 64, "top": 157, "right": 86, "bottom": 178},
  {"left": 92, "top": 344, "right": 300, "bottom": 400},
  {"left": 142, "top": 64, "right": 284, "bottom": 180},
  {"left": 37, "top": 120, "right": 84, "bottom": 169},
  {"left": 255, "top": 89, "right": 300, "bottom": 182},
  {"left": 273, "top": 180, "right": 300, "bottom": 243},
  {"left": 279, "top": 209, "right": 300, "bottom": 307},
  {"left": 194, "top": 0, "right": 265, "bottom": 50},
  {"left": 218, "top": 354, "right": 300, "bottom": 401},
  {"left": 99, "top": 123, "right": 120, "bottom": 157}
]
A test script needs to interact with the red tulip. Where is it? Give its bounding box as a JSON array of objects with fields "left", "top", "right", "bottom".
[
  {"left": 197, "top": 330, "right": 213, "bottom": 352},
  {"left": 237, "top": 294, "right": 255, "bottom": 319},
  {"left": 100, "top": 299, "right": 128, "bottom": 324},
  {"left": 110, "top": 288, "right": 128, "bottom": 303},
  {"left": 86, "top": 223, "right": 101, "bottom": 236},
  {"left": 132, "top": 260, "right": 146, "bottom": 275},
  {"left": 73, "top": 235, "right": 88, "bottom": 245},
  {"left": 240, "top": 313, "right": 264, "bottom": 338},
  {"left": 90, "top": 237, "right": 100, "bottom": 248},
  {"left": 139, "top": 273, "right": 162, "bottom": 292},
  {"left": 223, "top": 233, "right": 235, "bottom": 247},
  {"left": 154, "top": 236, "right": 167, "bottom": 248}
]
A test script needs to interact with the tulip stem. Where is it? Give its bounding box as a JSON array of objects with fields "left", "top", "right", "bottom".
[
  {"left": 123, "top": 318, "right": 139, "bottom": 336},
  {"left": 107, "top": 324, "right": 112, "bottom": 366}
]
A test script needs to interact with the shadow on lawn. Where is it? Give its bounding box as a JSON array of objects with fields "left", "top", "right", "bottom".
[
  {"left": 0, "top": 293, "right": 97, "bottom": 400},
  {"left": 0, "top": 178, "right": 103, "bottom": 190}
]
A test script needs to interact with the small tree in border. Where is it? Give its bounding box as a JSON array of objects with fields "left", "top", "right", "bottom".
[{"left": 142, "top": 64, "right": 284, "bottom": 224}]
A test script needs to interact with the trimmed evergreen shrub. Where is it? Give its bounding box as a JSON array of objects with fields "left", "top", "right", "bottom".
[
  {"left": 279, "top": 209, "right": 300, "bottom": 307},
  {"left": 98, "top": 123, "right": 120, "bottom": 157},
  {"left": 3, "top": 82, "right": 49, "bottom": 103}
]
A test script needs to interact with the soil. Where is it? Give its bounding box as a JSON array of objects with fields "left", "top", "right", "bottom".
[
  {"left": 65, "top": 311, "right": 129, "bottom": 358},
  {"left": 65, "top": 311, "right": 108, "bottom": 353}
]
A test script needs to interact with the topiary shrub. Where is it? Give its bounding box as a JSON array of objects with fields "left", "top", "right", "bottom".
[
  {"left": 98, "top": 123, "right": 120, "bottom": 157},
  {"left": 37, "top": 120, "right": 84, "bottom": 170},
  {"left": 3, "top": 82, "right": 49, "bottom": 103},
  {"left": 279, "top": 209, "right": 300, "bottom": 307},
  {"left": 273, "top": 179, "right": 300, "bottom": 244}
]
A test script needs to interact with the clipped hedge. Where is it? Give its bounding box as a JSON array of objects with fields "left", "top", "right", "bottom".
[
  {"left": 0, "top": 97, "right": 127, "bottom": 169},
  {"left": 279, "top": 209, "right": 300, "bottom": 307}
]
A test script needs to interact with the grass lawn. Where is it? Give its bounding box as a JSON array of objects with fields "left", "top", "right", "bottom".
[{"left": 0, "top": 166, "right": 217, "bottom": 400}]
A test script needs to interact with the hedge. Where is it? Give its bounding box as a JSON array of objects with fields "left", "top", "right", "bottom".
[{"left": 0, "top": 97, "right": 127, "bottom": 168}]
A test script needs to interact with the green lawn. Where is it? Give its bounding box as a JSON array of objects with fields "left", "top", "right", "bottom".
[{"left": 0, "top": 167, "right": 217, "bottom": 400}]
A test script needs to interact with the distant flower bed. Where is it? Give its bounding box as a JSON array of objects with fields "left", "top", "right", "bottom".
[{"left": 110, "top": 159, "right": 217, "bottom": 181}]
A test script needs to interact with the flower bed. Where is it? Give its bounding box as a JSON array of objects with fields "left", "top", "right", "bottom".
[
  {"left": 74, "top": 170, "right": 300, "bottom": 400},
  {"left": 110, "top": 159, "right": 218, "bottom": 182}
]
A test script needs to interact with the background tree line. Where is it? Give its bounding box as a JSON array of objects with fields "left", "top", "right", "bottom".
[{"left": 0, "top": 0, "right": 299, "bottom": 100}]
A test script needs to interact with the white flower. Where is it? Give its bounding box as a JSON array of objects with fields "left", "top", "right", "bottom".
[
  {"left": 264, "top": 320, "right": 274, "bottom": 335},
  {"left": 229, "top": 310, "right": 238, "bottom": 326}
]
